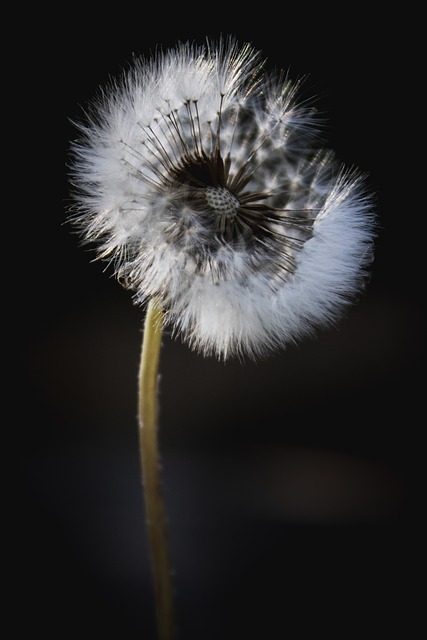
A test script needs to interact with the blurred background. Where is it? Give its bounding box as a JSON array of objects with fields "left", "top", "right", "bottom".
[{"left": 20, "top": 6, "right": 421, "bottom": 638}]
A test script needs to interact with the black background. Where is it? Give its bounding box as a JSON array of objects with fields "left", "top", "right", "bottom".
[{"left": 20, "top": 6, "right": 421, "bottom": 639}]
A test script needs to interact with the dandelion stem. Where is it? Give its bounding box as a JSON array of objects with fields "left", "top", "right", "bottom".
[{"left": 138, "top": 297, "right": 176, "bottom": 640}]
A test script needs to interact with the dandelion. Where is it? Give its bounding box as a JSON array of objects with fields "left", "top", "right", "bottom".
[
  {"left": 70, "top": 38, "right": 374, "bottom": 360},
  {"left": 68, "top": 36, "right": 375, "bottom": 640}
]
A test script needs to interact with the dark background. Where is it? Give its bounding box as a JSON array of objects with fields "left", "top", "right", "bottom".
[{"left": 21, "top": 6, "right": 421, "bottom": 638}]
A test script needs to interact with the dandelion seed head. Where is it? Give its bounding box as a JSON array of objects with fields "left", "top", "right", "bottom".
[{"left": 69, "top": 36, "right": 376, "bottom": 359}]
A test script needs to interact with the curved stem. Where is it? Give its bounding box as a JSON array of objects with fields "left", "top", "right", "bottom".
[{"left": 138, "top": 298, "right": 176, "bottom": 640}]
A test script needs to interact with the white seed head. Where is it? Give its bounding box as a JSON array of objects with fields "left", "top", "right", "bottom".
[{"left": 69, "top": 36, "right": 376, "bottom": 359}]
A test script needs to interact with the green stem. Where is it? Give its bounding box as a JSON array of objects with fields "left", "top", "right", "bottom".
[{"left": 138, "top": 297, "right": 176, "bottom": 640}]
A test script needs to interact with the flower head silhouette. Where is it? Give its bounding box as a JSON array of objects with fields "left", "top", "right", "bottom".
[{"left": 70, "top": 37, "right": 375, "bottom": 359}]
